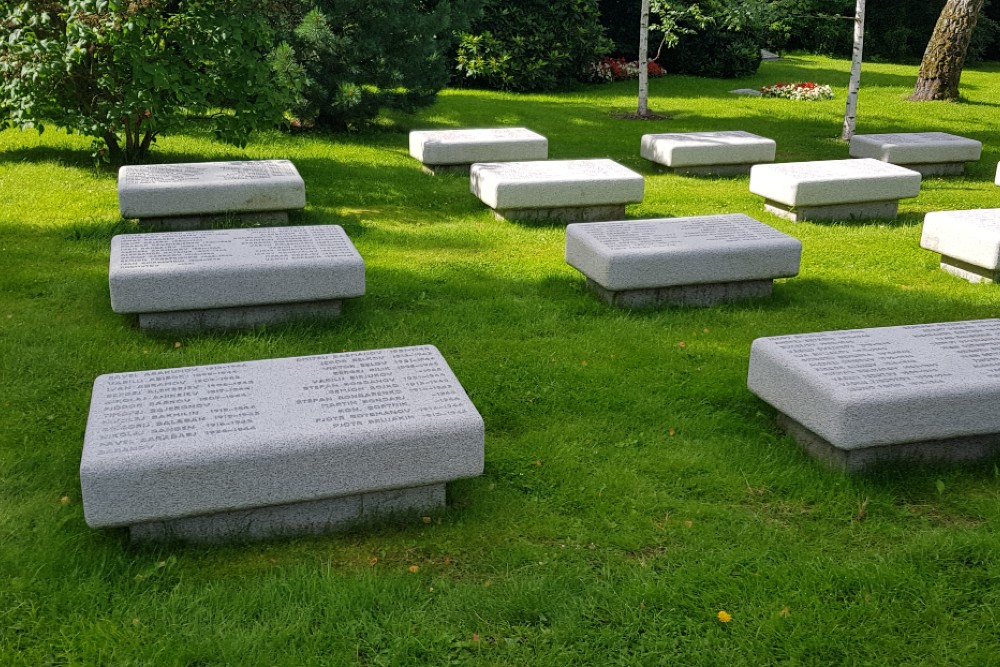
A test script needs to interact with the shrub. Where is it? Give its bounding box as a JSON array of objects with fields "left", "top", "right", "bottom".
[
  {"left": 279, "top": 0, "right": 485, "bottom": 131},
  {"left": 455, "top": 0, "right": 612, "bottom": 92},
  {"left": 0, "top": 0, "right": 295, "bottom": 163},
  {"left": 659, "top": 27, "right": 762, "bottom": 78},
  {"left": 590, "top": 57, "right": 666, "bottom": 83},
  {"left": 760, "top": 81, "right": 834, "bottom": 100}
]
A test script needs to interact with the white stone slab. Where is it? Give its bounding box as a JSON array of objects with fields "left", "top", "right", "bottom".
[
  {"left": 81, "top": 345, "right": 485, "bottom": 530},
  {"left": 565, "top": 214, "right": 801, "bottom": 291},
  {"left": 749, "top": 158, "right": 921, "bottom": 207},
  {"left": 470, "top": 159, "right": 644, "bottom": 210},
  {"left": 640, "top": 131, "right": 776, "bottom": 168},
  {"left": 921, "top": 209, "right": 1000, "bottom": 271},
  {"left": 849, "top": 132, "right": 982, "bottom": 165},
  {"left": 748, "top": 319, "right": 1000, "bottom": 451},
  {"left": 118, "top": 160, "right": 306, "bottom": 219},
  {"left": 409, "top": 128, "right": 547, "bottom": 166},
  {"left": 109, "top": 225, "right": 364, "bottom": 313},
  {"left": 995, "top": 161, "right": 1000, "bottom": 186}
]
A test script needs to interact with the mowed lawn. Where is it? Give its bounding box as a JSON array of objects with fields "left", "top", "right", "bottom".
[{"left": 2, "top": 54, "right": 1000, "bottom": 665}]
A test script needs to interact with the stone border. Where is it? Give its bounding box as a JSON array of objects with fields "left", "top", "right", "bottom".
[
  {"left": 136, "top": 299, "right": 345, "bottom": 332},
  {"left": 763, "top": 199, "right": 899, "bottom": 222},
  {"left": 494, "top": 205, "right": 627, "bottom": 224}
]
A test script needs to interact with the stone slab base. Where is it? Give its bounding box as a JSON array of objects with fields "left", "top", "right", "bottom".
[
  {"left": 776, "top": 413, "right": 1000, "bottom": 472},
  {"left": 138, "top": 210, "right": 290, "bottom": 231},
  {"left": 668, "top": 163, "right": 754, "bottom": 177},
  {"left": 587, "top": 278, "right": 773, "bottom": 308},
  {"left": 764, "top": 199, "right": 898, "bottom": 222},
  {"left": 898, "top": 162, "right": 965, "bottom": 177},
  {"left": 940, "top": 255, "right": 999, "bottom": 284},
  {"left": 137, "top": 299, "right": 343, "bottom": 332},
  {"left": 130, "top": 483, "right": 445, "bottom": 543},
  {"left": 495, "top": 205, "right": 626, "bottom": 224},
  {"left": 421, "top": 164, "right": 471, "bottom": 176}
]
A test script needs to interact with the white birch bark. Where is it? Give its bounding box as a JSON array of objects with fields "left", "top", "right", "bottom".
[
  {"left": 841, "top": 0, "right": 866, "bottom": 140},
  {"left": 637, "top": 0, "right": 650, "bottom": 116}
]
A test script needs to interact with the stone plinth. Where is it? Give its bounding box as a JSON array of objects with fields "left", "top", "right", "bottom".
[
  {"left": 920, "top": 208, "right": 1000, "bottom": 283},
  {"left": 640, "top": 131, "right": 776, "bottom": 175},
  {"left": 118, "top": 160, "right": 306, "bottom": 227},
  {"left": 470, "top": 159, "right": 644, "bottom": 223},
  {"left": 749, "top": 158, "right": 921, "bottom": 222},
  {"left": 80, "top": 345, "right": 485, "bottom": 542},
  {"left": 409, "top": 128, "right": 548, "bottom": 174},
  {"left": 109, "top": 225, "right": 364, "bottom": 331},
  {"left": 849, "top": 132, "right": 982, "bottom": 176},
  {"left": 747, "top": 319, "right": 1000, "bottom": 470},
  {"left": 565, "top": 214, "right": 801, "bottom": 307}
]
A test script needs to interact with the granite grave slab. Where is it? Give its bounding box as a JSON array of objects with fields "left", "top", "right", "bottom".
[
  {"left": 118, "top": 160, "right": 306, "bottom": 229},
  {"left": 747, "top": 319, "right": 1000, "bottom": 470},
  {"left": 640, "top": 131, "right": 776, "bottom": 175},
  {"left": 109, "top": 225, "right": 364, "bottom": 331},
  {"left": 470, "top": 159, "right": 644, "bottom": 223},
  {"left": 749, "top": 158, "right": 921, "bottom": 221},
  {"left": 80, "top": 345, "right": 485, "bottom": 542},
  {"left": 409, "top": 128, "right": 548, "bottom": 174},
  {"left": 565, "top": 214, "right": 801, "bottom": 307},
  {"left": 920, "top": 208, "right": 1000, "bottom": 283},
  {"left": 849, "top": 132, "right": 982, "bottom": 176}
]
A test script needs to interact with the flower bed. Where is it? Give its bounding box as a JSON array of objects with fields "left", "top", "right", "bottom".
[
  {"left": 590, "top": 57, "right": 666, "bottom": 83},
  {"left": 760, "top": 82, "right": 834, "bottom": 101}
]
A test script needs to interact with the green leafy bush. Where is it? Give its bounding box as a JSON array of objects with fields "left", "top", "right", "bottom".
[
  {"left": 0, "top": 0, "right": 296, "bottom": 163},
  {"left": 279, "top": 0, "right": 485, "bottom": 131},
  {"left": 455, "top": 0, "right": 612, "bottom": 92}
]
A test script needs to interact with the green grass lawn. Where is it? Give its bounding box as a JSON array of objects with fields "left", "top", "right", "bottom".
[{"left": 3, "top": 54, "right": 1000, "bottom": 665}]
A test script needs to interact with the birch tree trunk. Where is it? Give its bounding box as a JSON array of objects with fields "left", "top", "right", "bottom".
[
  {"left": 840, "top": 0, "right": 865, "bottom": 141},
  {"left": 637, "top": 0, "right": 650, "bottom": 116},
  {"left": 910, "top": 0, "right": 985, "bottom": 101}
]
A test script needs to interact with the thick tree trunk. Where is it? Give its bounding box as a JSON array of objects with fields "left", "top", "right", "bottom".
[
  {"left": 637, "top": 0, "right": 650, "bottom": 116},
  {"left": 910, "top": 0, "right": 984, "bottom": 101},
  {"left": 841, "top": 0, "right": 865, "bottom": 141}
]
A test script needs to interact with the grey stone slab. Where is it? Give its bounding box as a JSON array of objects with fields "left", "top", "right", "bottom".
[
  {"left": 470, "top": 159, "right": 644, "bottom": 211},
  {"left": 565, "top": 214, "right": 801, "bottom": 291},
  {"left": 849, "top": 132, "right": 982, "bottom": 165},
  {"left": 137, "top": 299, "right": 344, "bottom": 332},
  {"left": 730, "top": 88, "right": 763, "bottom": 96},
  {"left": 118, "top": 160, "right": 306, "bottom": 219},
  {"left": 409, "top": 128, "right": 547, "bottom": 166},
  {"left": 641, "top": 131, "right": 775, "bottom": 169},
  {"left": 747, "top": 319, "right": 1000, "bottom": 452},
  {"left": 921, "top": 209, "right": 1000, "bottom": 275},
  {"left": 81, "top": 345, "right": 485, "bottom": 532},
  {"left": 749, "top": 159, "right": 921, "bottom": 208},
  {"left": 764, "top": 199, "right": 900, "bottom": 222},
  {"left": 110, "top": 225, "right": 365, "bottom": 313},
  {"left": 587, "top": 278, "right": 774, "bottom": 308},
  {"left": 130, "top": 483, "right": 445, "bottom": 543},
  {"left": 494, "top": 205, "right": 627, "bottom": 224}
]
